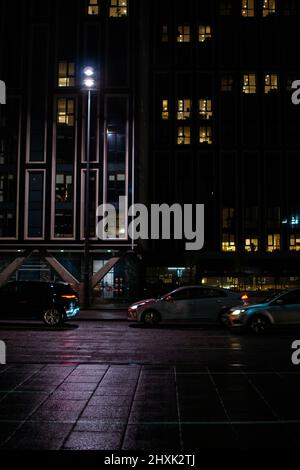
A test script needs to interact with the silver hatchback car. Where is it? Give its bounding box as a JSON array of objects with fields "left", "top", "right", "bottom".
[
  {"left": 128, "top": 286, "right": 248, "bottom": 326},
  {"left": 228, "top": 288, "right": 300, "bottom": 334}
]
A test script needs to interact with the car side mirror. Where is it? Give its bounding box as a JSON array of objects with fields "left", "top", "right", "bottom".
[{"left": 164, "top": 296, "right": 173, "bottom": 303}]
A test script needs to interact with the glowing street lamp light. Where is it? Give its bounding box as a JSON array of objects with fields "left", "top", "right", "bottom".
[{"left": 82, "top": 66, "right": 97, "bottom": 308}]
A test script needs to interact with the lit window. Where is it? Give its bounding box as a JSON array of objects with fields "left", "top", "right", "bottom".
[
  {"left": 177, "top": 25, "right": 190, "bottom": 43},
  {"left": 199, "top": 25, "right": 212, "bottom": 42},
  {"left": 0, "top": 174, "right": 14, "bottom": 203},
  {"left": 290, "top": 234, "right": 300, "bottom": 251},
  {"left": 243, "top": 74, "right": 256, "bottom": 94},
  {"left": 222, "top": 234, "right": 236, "bottom": 252},
  {"left": 199, "top": 99, "right": 212, "bottom": 120},
  {"left": 199, "top": 126, "right": 212, "bottom": 145},
  {"left": 283, "top": 0, "right": 296, "bottom": 15},
  {"left": 221, "top": 75, "right": 233, "bottom": 92},
  {"left": 242, "top": 0, "right": 255, "bottom": 16},
  {"left": 109, "top": 0, "right": 127, "bottom": 17},
  {"left": 162, "top": 99, "right": 169, "bottom": 120},
  {"left": 222, "top": 208, "right": 235, "bottom": 229},
  {"left": 267, "top": 233, "right": 280, "bottom": 252},
  {"left": 87, "top": 0, "right": 99, "bottom": 15},
  {"left": 245, "top": 238, "right": 259, "bottom": 252},
  {"left": 58, "top": 62, "right": 75, "bottom": 87},
  {"left": 56, "top": 174, "right": 73, "bottom": 203},
  {"left": 264, "top": 74, "right": 278, "bottom": 94},
  {"left": 57, "top": 98, "right": 75, "bottom": 127},
  {"left": 263, "top": 0, "right": 276, "bottom": 16},
  {"left": 177, "top": 127, "right": 191, "bottom": 145},
  {"left": 177, "top": 99, "right": 191, "bottom": 120},
  {"left": 220, "top": 0, "right": 233, "bottom": 15},
  {"left": 162, "top": 25, "right": 168, "bottom": 42}
]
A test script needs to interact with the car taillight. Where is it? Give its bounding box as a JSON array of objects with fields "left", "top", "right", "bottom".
[{"left": 61, "top": 294, "right": 77, "bottom": 299}]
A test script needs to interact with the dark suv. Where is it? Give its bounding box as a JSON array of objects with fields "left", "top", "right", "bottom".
[{"left": 0, "top": 281, "right": 80, "bottom": 326}]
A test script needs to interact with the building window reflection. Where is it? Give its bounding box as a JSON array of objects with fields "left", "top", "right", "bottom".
[
  {"left": 222, "top": 234, "right": 236, "bottom": 252},
  {"left": 162, "top": 99, "right": 169, "bottom": 120},
  {"left": 264, "top": 74, "right": 278, "bottom": 94},
  {"left": 177, "top": 99, "right": 191, "bottom": 120},
  {"left": 199, "top": 99, "right": 212, "bottom": 120},
  {"left": 87, "top": 0, "right": 99, "bottom": 16},
  {"left": 57, "top": 98, "right": 75, "bottom": 127}
]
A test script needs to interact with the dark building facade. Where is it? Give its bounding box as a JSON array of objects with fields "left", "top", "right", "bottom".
[{"left": 0, "top": 0, "right": 300, "bottom": 302}]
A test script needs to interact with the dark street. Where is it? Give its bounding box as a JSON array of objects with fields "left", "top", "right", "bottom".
[{"left": 1, "top": 316, "right": 300, "bottom": 450}]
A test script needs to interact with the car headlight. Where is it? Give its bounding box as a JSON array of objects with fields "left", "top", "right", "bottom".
[{"left": 231, "top": 309, "right": 245, "bottom": 316}]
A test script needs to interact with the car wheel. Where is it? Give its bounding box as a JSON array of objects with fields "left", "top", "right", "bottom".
[
  {"left": 248, "top": 315, "right": 270, "bottom": 335},
  {"left": 43, "top": 308, "right": 64, "bottom": 327},
  {"left": 142, "top": 310, "right": 161, "bottom": 326}
]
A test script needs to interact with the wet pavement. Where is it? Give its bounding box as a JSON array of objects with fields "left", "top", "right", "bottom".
[{"left": 1, "top": 318, "right": 300, "bottom": 450}]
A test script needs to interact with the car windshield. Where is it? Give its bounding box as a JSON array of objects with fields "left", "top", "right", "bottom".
[{"left": 262, "top": 290, "right": 287, "bottom": 303}]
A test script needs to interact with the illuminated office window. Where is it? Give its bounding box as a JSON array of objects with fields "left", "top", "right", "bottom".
[
  {"left": 221, "top": 75, "right": 233, "bottom": 92},
  {"left": 87, "top": 0, "right": 99, "bottom": 15},
  {"left": 199, "top": 25, "right": 212, "bottom": 42},
  {"left": 243, "top": 74, "right": 256, "bottom": 94},
  {"left": 162, "top": 25, "right": 168, "bottom": 42},
  {"left": 109, "top": 0, "right": 127, "bottom": 17},
  {"left": 57, "top": 98, "right": 75, "bottom": 127},
  {"left": 264, "top": 74, "right": 278, "bottom": 94},
  {"left": 177, "top": 25, "right": 190, "bottom": 43},
  {"left": 263, "top": 0, "right": 276, "bottom": 16},
  {"left": 0, "top": 174, "right": 14, "bottom": 203},
  {"left": 245, "top": 238, "right": 259, "bottom": 252},
  {"left": 162, "top": 99, "right": 169, "bottom": 120},
  {"left": 267, "top": 233, "right": 280, "bottom": 252},
  {"left": 290, "top": 234, "right": 300, "bottom": 251},
  {"left": 199, "top": 99, "right": 212, "bottom": 120},
  {"left": 56, "top": 174, "right": 73, "bottom": 203},
  {"left": 177, "top": 127, "right": 191, "bottom": 145},
  {"left": 177, "top": 99, "right": 191, "bottom": 120},
  {"left": 58, "top": 62, "right": 75, "bottom": 87},
  {"left": 222, "top": 208, "right": 235, "bottom": 229},
  {"left": 199, "top": 126, "right": 212, "bottom": 145},
  {"left": 220, "top": 0, "right": 233, "bottom": 15},
  {"left": 242, "top": 0, "right": 255, "bottom": 16},
  {"left": 222, "top": 234, "right": 236, "bottom": 252}
]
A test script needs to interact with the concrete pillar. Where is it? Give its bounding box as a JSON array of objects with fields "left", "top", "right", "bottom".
[{"left": 0, "top": 251, "right": 32, "bottom": 287}]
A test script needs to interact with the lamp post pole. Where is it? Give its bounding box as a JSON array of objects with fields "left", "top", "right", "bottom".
[{"left": 84, "top": 88, "right": 91, "bottom": 308}]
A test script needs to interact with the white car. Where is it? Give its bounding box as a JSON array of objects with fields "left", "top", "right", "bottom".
[{"left": 128, "top": 286, "right": 248, "bottom": 326}]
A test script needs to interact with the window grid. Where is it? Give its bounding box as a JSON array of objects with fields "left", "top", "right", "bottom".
[
  {"left": 162, "top": 99, "right": 169, "bottom": 120},
  {"left": 242, "top": 0, "right": 255, "bottom": 16},
  {"left": 109, "top": 0, "right": 127, "bottom": 17},
  {"left": 177, "top": 25, "right": 190, "bottom": 43},
  {"left": 87, "top": 0, "right": 99, "bottom": 15},
  {"left": 222, "top": 234, "right": 236, "bottom": 252},
  {"left": 57, "top": 98, "right": 75, "bottom": 127},
  {"left": 243, "top": 74, "right": 256, "bottom": 94},
  {"left": 199, "top": 126, "right": 212, "bottom": 145},
  {"left": 177, "top": 99, "right": 191, "bottom": 120},
  {"left": 58, "top": 62, "right": 75, "bottom": 88},
  {"left": 199, "top": 99, "right": 212, "bottom": 120},
  {"left": 263, "top": 0, "right": 276, "bottom": 16},
  {"left": 264, "top": 74, "right": 278, "bottom": 94},
  {"left": 177, "top": 127, "right": 191, "bottom": 145},
  {"left": 199, "top": 25, "right": 212, "bottom": 42},
  {"left": 267, "top": 233, "right": 280, "bottom": 252}
]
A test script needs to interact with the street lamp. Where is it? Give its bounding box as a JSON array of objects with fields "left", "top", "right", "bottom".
[{"left": 82, "top": 66, "right": 96, "bottom": 308}]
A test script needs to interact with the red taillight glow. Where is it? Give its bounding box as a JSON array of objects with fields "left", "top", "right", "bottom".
[{"left": 61, "top": 294, "right": 77, "bottom": 299}]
